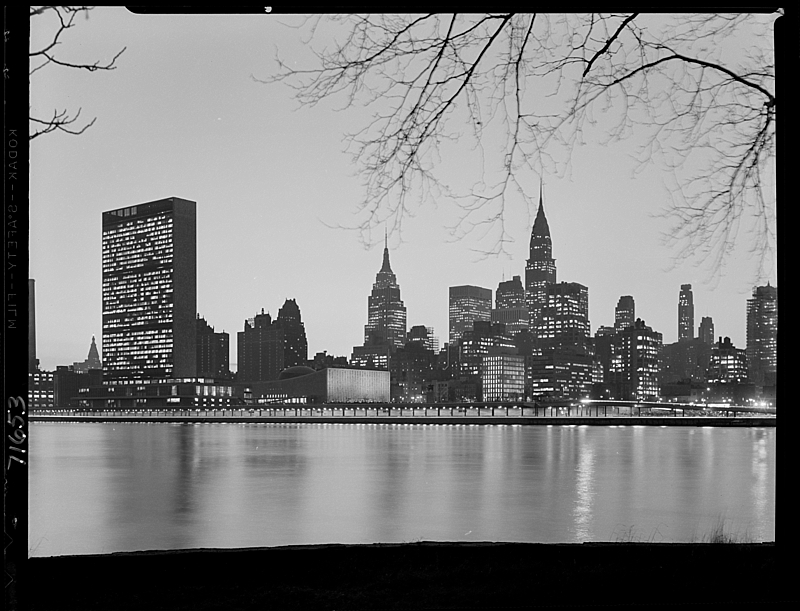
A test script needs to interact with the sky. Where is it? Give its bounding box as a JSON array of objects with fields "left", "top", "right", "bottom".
[{"left": 28, "top": 8, "right": 778, "bottom": 372}]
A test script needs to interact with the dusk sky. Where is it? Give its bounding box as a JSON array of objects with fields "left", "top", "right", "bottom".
[{"left": 29, "top": 9, "right": 778, "bottom": 372}]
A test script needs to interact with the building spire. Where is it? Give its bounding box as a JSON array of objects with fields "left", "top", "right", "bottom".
[{"left": 380, "top": 228, "right": 393, "bottom": 273}]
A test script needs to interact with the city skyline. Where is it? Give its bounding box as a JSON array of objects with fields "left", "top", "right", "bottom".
[{"left": 29, "top": 9, "right": 777, "bottom": 371}]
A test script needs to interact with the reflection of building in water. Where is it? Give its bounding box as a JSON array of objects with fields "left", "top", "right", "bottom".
[{"left": 248, "top": 366, "right": 390, "bottom": 404}]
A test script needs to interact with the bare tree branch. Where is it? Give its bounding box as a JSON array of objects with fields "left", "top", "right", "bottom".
[
  {"left": 29, "top": 6, "right": 126, "bottom": 140},
  {"left": 261, "top": 13, "right": 777, "bottom": 276}
]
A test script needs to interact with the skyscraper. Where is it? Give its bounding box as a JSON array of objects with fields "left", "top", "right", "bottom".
[
  {"left": 698, "top": 316, "right": 715, "bottom": 345},
  {"left": 536, "top": 282, "right": 590, "bottom": 346},
  {"left": 196, "top": 315, "right": 230, "bottom": 379},
  {"left": 525, "top": 188, "right": 557, "bottom": 334},
  {"left": 449, "top": 285, "right": 492, "bottom": 346},
  {"left": 364, "top": 235, "right": 407, "bottom": 349},
  {"left": 275, "top": 298, "right": 308, "bottom": 368},
  {"left": 72, "top": 336, "right": 102, "bottom": 373},
  {"left": 678, "top": 284, "right": 694, "bottom": 342},
  {"left": 614, "top": 295, "right": 635, "bottom": 331},
  {"left": 102, "top": 197, "right": 197, "bottom": 382},
  {"left": 238, "top": 309, "right": 283, "bottom": 383},
  {"left": 746, "top": 284, "right": 778, "bottom": 387},
  {"left": 492, "top": 275, "right": 529, "bottom": 336}
]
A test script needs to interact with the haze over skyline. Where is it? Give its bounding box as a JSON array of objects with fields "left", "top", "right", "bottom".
[{"left": 29, "top": 8, "right": 777, "bottom": 372}]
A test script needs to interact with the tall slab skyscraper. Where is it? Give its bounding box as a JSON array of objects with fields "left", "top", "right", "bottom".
[
  {"left": 102, "top": 197, "right": 197, "bottom": 382},
  {"left": 746, "top": 284, "right": 778, "bottom": 387},
  {"left": 525, "top": 189, "right": 557, "bottom": 335},
  {"left": 678, "top": 284, "right": 694, "bottom": 342}
]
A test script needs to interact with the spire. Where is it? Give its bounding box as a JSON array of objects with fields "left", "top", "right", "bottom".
[
  {"left": 531, "top": 182, "right": 551, "bottom": 240},
  {"left": 380, "top": 228, "right": 393, "bottom": 273}
]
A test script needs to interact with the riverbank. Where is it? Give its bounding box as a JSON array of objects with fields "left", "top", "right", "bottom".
[
  {"left": 29, "top": 414, "right": 776, "bottom": 426},
  {"left": 18, "top": 541, "right": 782, "bottom": 610}
]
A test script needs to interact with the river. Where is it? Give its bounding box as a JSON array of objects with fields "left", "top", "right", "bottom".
[{"left": 29, "top": 422, "right": 775, "bottom": 556}]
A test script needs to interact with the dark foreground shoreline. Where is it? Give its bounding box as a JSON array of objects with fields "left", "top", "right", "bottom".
[{"left": 16, "top": 541, "right": 787, "bottom": 610}]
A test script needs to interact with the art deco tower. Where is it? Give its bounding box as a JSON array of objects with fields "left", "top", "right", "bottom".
[
  {"left": 364, "top": 234, "right": 407, "bottom": 349},
  {"left": 525, "top": 187, "right": 557, "bottom": 333}
]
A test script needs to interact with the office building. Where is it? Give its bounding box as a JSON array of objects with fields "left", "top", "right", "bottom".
[
  {"left": 525, "top": 188, "right": 557, "bottom": 333},
  {"left": 449, "top": 285, "right": 492, "bottom": 345},
  {"left": 698, "top": 316, "right": 714, "bottom": 345},
  {"left": 237, "top": 310, "right": 284, "bottom": 383},
  {"left": 274, "top": 298, "right": 308, "bottom": 369},
  {"left": 678, "top": 284, "right": 694, "bottom": 342},
  {"left": 707, "top": 337, "right": 748, "bottom": 384},
  {"left": 614, "top": 295, "right": 635, "bottom": 331},
  {"left": 481, "top": 353, "right": 526, "bottom": 401},
  {"left": 492, "top": 275, "right": 528, "bottom": 336},
  {"left": 363, "top": 234, "right": 407, "bottom": 349},
  {"left": 609, "top": 318, "right": 662, "bottom": 400},
  {"left": 196, "top": 315, "right": 231, "bottom": 380},
  {"left": 746, "top": 284, "right": 778, "bottom": 387},
  {"left": 536, "top": 282, "right": 590, "bottom": 347},
  {"left": 101, "top": 197, "right": 197, "bottom": 382}
]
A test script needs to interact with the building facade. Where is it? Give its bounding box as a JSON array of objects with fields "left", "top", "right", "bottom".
[
  {"left": 449, "top": 285, "right": 492, "bottom": 346},
  {"left": 196, "top": 315, "right": 231, "bottom": 380},
  {"left": 746, "top": 284, "right": 777, "bottom": 387},
  {"left": 610, "top": 318, "right": 662, "bottom": 400},
  {"left": 535, "top": 282, "right": 590, "bottom": 347},
  {"left": 492, "top": 275, "right": 528, "bottom": 336},
  {"left": 275, "top": 298, "right": 309, "bottom": 369},
  {"left": 101, "top": 197, "right": 197, "bottom": 382},
  {"left": 237, "top": 310, "right": 284, "bottom": 383},
  {"left": 525, "top": 190, "right": 557, "bottom": 334},
  {"left": 614, "top": 295, "right": 635, "bottom": 331},
  {"left": 698, "top": 316, "right": 715, "bottom": 345},
  {"left": 678, "top": 284, "right": 694, "bottom": 342},
  {"left": 363, "top": 235, "right": 407, "bottom": 349}
]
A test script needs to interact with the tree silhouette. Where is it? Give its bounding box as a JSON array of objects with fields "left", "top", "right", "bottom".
[
  {"left": 263, "top": 13, "right": 778, "bottom": 274},
  {"left": 29, "top": 6, "right": 125, "bottom": 140}
]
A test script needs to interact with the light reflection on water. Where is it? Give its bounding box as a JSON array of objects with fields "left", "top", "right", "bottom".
[{"left": 29, "top": 423, "right": 775, "bottom": 557}]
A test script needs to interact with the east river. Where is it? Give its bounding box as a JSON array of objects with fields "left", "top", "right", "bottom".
[{"left": 29, "top": 422, "right": 775, "bottom": 557}]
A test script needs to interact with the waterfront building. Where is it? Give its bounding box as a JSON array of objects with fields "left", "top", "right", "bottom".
[
  {"left": 678, "top": 284, "right": 694, "bottom": 342},
  {"left": 29, "top": 279, "right": 38, "bottom": 373},
  {"left": 449, "top": 285, "right": 492, "bottom": 345},
  {"left": 660, "top": 338, "right": 713, "bottom": 385},
  {"left": 528, "top": 343, "right": 595, "bottom": 400},
  {"left": 28, "top": 370, "right": 54, "bottom": 408},
  {"left": 54, "top": 365, "right": 103, "bottom": 407},
  {"left": 609, "top": 318, "right": 662, "bottom": 400},
  {"left": 363, "top": 234, "right": 407, "bottom": 349},
  {"left": 196, "top": 315, "right": 231, "bottom": 380},
  {"left": 614, "top": 295, "right": 635, "bottom": 331},
  {"left": 706, "top": 337, "right": 748, "bottom": 384},
  {"left": 525, "top": 188, "right": 557, "bottom": 334},
  {"left": 101, "top": 197, "right": 197, "bottom": 382},
  {"left": 247, "top": 366, "right": 390, "bottom": 404},
  {"left": 746, "top": 284, "right": 777, "bottom": 388},
  {"left": 481, "top": 353, "right": 525, "bottom": 401},
  {"left": 389, "top": 339, "right": 438, "bottom": 402},
  {"left": 77, "top": 377, "right": 244, "bottom": 410},
  {"left": 237, "top": 310, "right": 284, "bottom": 383},
  {"left": 698, "top": 316, "right": 715, "bottom": 345},
  {"left": 275, "top": 298, "right": 309, "bottom": 369},
  {"left": 72, "top": 336, "right": 102, "bottom": 374}
]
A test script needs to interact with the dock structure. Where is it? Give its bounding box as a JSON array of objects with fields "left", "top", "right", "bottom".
[{"left": 30, "top": 400, "right": 775, "bottom": 427}]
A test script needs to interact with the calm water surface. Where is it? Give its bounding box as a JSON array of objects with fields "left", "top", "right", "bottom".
[{"left": 29, "top": 423, "right": 775, "bottom": 556}]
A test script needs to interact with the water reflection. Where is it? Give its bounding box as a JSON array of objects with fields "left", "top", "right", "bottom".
[{"left": 29, "top": 423, "right": 775, "bottom": 556}]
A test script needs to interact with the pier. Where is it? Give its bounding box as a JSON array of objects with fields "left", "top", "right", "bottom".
[{"left": 30, "top": 400, "right": 775, "bottom": 426}]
